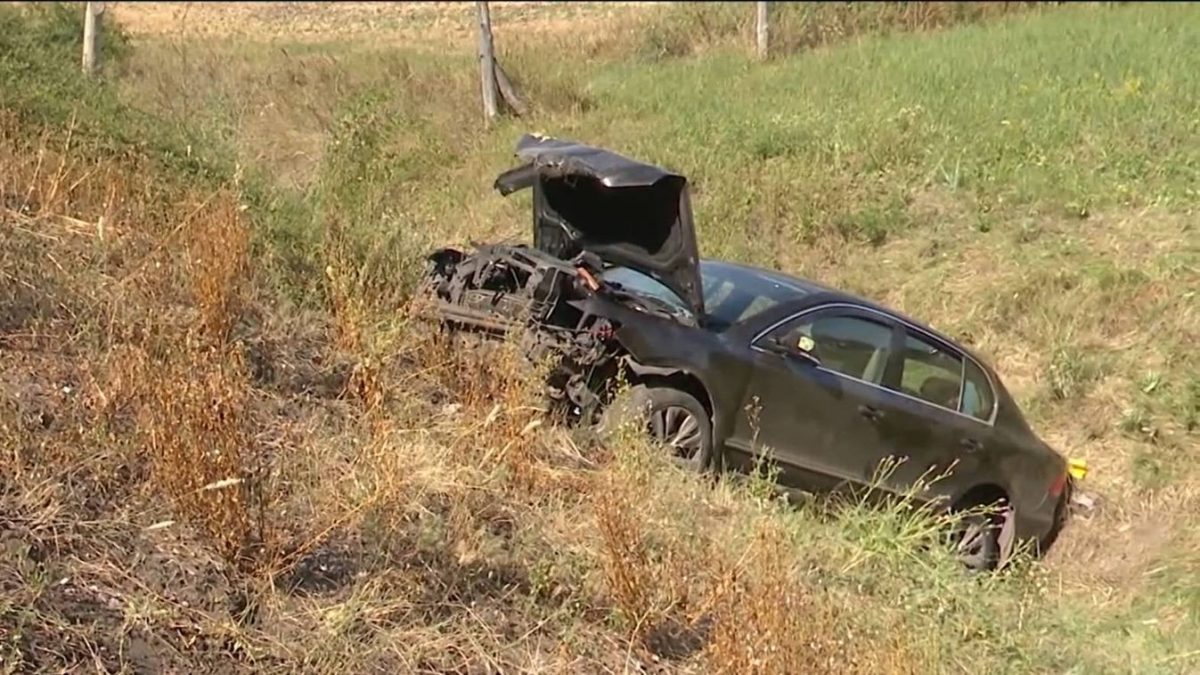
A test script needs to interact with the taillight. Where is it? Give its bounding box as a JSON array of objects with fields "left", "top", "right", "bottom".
[{"left": 1049, "top": 470, "right": 1068, "bottom": 499}]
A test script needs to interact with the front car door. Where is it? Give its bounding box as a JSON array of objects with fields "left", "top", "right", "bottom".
[{"left": 725, "top": 305, "right": 902, "bottom": 492}]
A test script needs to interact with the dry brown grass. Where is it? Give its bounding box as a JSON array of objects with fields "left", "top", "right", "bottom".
[
  {"left": 0, "top": 120, "right": 245, "bottom": 668},
  {"left": 137, "top": 342, "right": 275, "bottom": 571},
  {"left": 187, "top": 190, "right": 251, "bottom": 344},
  {"left": 111, "top": 2, "right": 654, "bottom": 50},
  {"left": 592, "top": 465, "right": 661, "bottom": 635},
  {"left": 0, "top": 116, "right": 278, "bottom": 575},
  {"left": 8, "top": 3, "right": 1199, "bottom": 669},
  {"left": 127, "top": 184, "right": 277, "bottom": 572},
  {"left": 705, "top": 522, "right": 849, "bottom": 675},
  {"left": 320, "top": 215, "right": 389, "bottom": 423}
]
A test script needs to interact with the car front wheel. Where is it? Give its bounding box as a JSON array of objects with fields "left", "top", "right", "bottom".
[{"left": 599, "top": 384, "right": 713, "bottom": 472}]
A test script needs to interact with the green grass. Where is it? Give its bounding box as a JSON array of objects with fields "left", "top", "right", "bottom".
[
  {"left": 4, "top": 2, "right": 1200, "bottom": 672},
  {"left": 0, "top": 4, "right": 233, "bottom": 183},
  {"left": 116, "top": 3, "right": 1198, "bottom": 313},
  {"left": 584, "top": 4, "right": 1199, "bottom": 255}
]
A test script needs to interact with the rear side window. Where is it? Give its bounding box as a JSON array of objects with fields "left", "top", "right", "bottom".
[
  {"left": 961, "top": 358, "right": 996, "bottom": 421},
  {"left": 898, "top": 333, "right": 963, "bottom": 412}
]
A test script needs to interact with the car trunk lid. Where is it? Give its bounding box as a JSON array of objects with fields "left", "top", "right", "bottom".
[{"left": 494, "top": 134, "right": 705, "bottom": 317}]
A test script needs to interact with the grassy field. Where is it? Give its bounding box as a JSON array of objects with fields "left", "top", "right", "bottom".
[{"left": 2, "top": 2, "right": 1198, "bottom": 673}]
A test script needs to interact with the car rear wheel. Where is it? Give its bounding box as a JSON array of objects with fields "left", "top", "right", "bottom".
[
  {"left": 600, "top": 384, "right": 713, "bottom": 472},
  {"left": 951, "top": 510, "right": 1002, "bottom": 571}
]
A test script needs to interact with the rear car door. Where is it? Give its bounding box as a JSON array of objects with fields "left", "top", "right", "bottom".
[
  {"left": 870, "top": 328, "right": 998, "bottom": 504},
  {"left": 726, "top": 306, "right": 901, "bottom": 492}
]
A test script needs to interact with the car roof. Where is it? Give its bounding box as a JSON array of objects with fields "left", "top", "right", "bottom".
[
  {"left": 699, "top": 257, "right": 1023, "bottom": 429},
  {"left": 700, "top": 258, "right": 838, "bottom": 297},
  {"left": 699, "top": 258, "right": 975, "bottom": 357}
]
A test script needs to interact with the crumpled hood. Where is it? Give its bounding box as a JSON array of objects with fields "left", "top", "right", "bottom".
[{"left": 493, "top": 134, "right": 705, "bottom": 317}]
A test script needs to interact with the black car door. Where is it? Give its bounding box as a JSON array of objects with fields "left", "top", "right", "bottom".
[
  {"left": 726, "top": 306, "right": 902, "bottom": 492},
  {"left": 867, "top": 328, "right": 999, "bottom": 505}
]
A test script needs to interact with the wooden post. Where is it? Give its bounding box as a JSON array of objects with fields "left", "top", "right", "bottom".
[
  {"left": 755, "top": 1, "right": 769, "bottom": 61},
  {"left": 82, "top": 2, "right": 103, "bottom": 77},
  {"left": 495, "top": 61, "right": 529, "bottom": 117},
  {"left": 476, "top": 1, "right": 499, "bottom": 124}
]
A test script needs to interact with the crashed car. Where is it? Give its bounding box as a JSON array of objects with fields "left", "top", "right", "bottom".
[{"left": 422, "top": 134, "right": 1074, "bottom": 569}]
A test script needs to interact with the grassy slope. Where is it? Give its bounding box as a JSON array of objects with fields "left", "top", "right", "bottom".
[{"left": 3, "top": 2, "right": 1198, "bottom": 673}]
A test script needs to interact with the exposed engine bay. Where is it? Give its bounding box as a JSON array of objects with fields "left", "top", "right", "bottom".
[{"left": 422, "top": 243, "right": 693, "bottom": 423}]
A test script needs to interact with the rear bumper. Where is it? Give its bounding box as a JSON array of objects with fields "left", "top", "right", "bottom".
[
  {"left": 1020, "top": 478, "right": 1074, "bottom": 555},
  {"left": 1042, "top": 477, "right": 1075, "bottom": 551}
]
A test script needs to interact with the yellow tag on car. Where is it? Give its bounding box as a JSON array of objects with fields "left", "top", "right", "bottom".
[
  {"left": 798, "top": 336, "right": 815, "bottom": 352},
  {"left": 1068, "top": 457, "right": 1088, "bottom": 480}
]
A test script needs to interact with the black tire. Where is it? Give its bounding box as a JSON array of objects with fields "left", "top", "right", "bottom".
[{"left": 599, "top": 384, "right": 714, "bottom": 473}]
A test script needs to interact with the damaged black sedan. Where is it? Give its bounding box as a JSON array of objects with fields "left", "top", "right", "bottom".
[{"left": 422, "top": 134, "right": 1074, "bottom": 569}]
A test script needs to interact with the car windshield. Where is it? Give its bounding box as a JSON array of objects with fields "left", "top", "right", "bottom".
[
  {"left": 600, "top": 262, "right": 812, "bottom": 330},
  {"left": 599, "top": 266, "right": 694, "bottom": 318},
  {"left": 699, "top": 261, "right": 812, "bottom": 330}
]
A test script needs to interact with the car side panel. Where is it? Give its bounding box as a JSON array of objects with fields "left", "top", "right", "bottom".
[
  {"left": 868, "top": 390, "right": 1002, "bottom": 506},
  {"left": 578, "top": 296, "right": 754, "bottom": 442},
  {"left": 585, "top": 293, "right": 1067, "bottom": 548},
  {"left": 724, "top": 347, "right": 897, "bottom": 494},
  {"left": 990, "top": 425, "right": 1065, "bottom": 544}
]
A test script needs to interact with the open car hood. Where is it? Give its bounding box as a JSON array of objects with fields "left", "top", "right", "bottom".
[{"left": 494, "top": 134, "right": 704, "bottom": 317}]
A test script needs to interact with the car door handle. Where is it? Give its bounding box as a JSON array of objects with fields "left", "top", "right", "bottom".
[
  {"left": 858, "top": 405, "right": 884, "bottom": 422},
  {"left": 960, "top": 437, "right": 983, "bottom": 453}
]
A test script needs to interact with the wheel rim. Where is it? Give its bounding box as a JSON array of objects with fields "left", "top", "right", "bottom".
[
  {"left": 954, "top": 518, "right": 995, "bottom": 570},
  {"left": 647, "top": 405, "right": 703, "bottom": 463}
]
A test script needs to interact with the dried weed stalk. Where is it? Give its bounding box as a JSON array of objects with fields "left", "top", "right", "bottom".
[
  {"left": 702, "top": 519, "right": 924, "bottom": 675},
  {"left": 407, "top": 314, "right": 551, "bottom": 491},
  {"left": 186, "top": 191, "right": 250, "bottom": 343},
  {"left": 137, "top": 340, "right": 275, "bottom": 572},
  {"left": 591, "top": 458, "right": 701, "bottom": 649},
  {"left": 704, "top": 522, "right": 843, "bottom": 674},
  {"left": 593, "top": 470, "right": 656, "bottom": 631}
]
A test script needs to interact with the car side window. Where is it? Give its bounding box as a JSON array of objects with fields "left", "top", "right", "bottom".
[
  {"left": 961, "top": 358, "right": 996, "bottom": 421},
  {"left": 897, "top": 333, "right": 963, "bottom": 412},
  {"left": 765, "top": 312, "right": 894, "bottom": 384}
]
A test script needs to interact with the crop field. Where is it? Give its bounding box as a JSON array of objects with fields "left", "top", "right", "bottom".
[{"left": 2, "top": 2, "right": 1198, "bottom": 673}]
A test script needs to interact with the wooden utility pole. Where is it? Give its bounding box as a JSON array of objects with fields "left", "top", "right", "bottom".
[
  {"left": 476, "top": 2, "right": 499, "bottom": 124},
  {"left": 755, "top": 1, "right": 769, "bottom": 61},
  {"left": 82, "top": 2, "right": 104, "bottom": 77}
]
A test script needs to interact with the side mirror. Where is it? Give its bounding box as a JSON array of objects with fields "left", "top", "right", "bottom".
[
  {"left": 765, "top": 335, "right": 820, "bottom": 366},
  {"left": 792, "top": 347, "right": 820, "bottom": 367}
]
